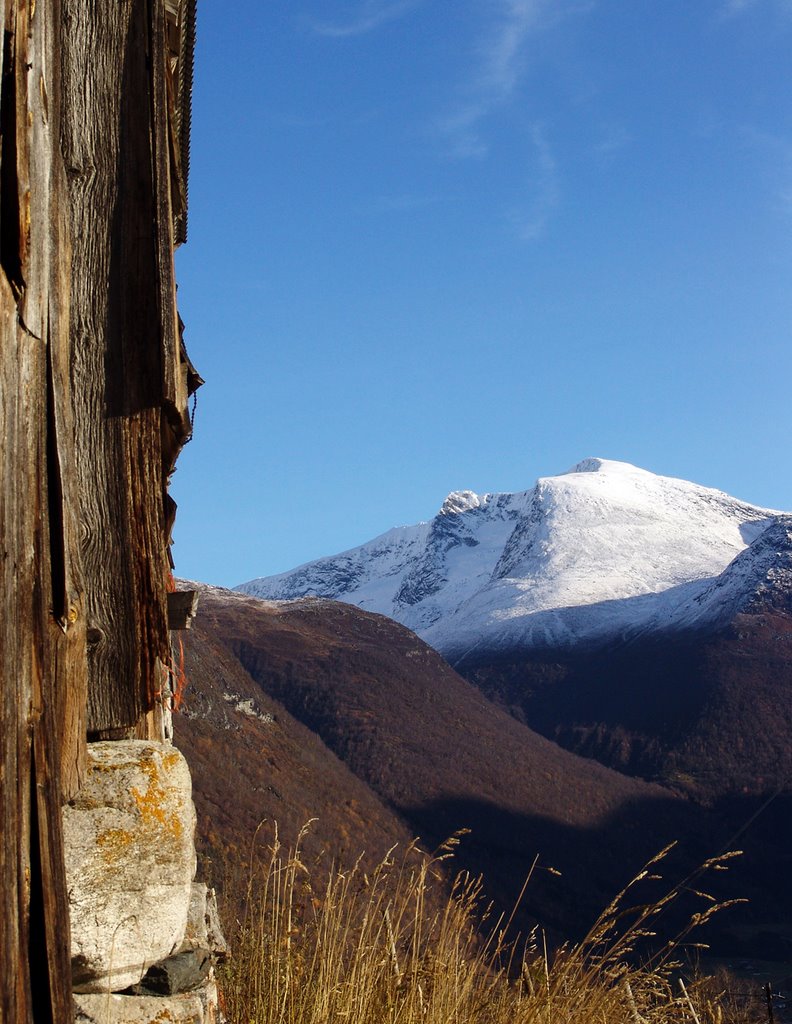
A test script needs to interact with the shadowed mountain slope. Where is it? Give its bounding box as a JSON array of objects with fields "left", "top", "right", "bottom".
[
  {"left": 233, "top": 462, "right": 792, "bottom": 809},
  {"left": 455, "top": 525, "right": 792, "bottom": 802},
  {"left": 174, "top": 585, "right": 792, "bottom": 954}
]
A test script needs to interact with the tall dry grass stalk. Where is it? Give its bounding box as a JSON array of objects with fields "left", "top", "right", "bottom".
[{"left": 219, "top": 823, "right": 759, "bottom": 1024}]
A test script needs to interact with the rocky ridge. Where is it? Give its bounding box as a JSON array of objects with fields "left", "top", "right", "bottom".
[{"left": 237, "top": 459, "right": 788, "bottom": 657}]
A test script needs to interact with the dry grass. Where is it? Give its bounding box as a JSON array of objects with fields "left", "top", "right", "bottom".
[{"left": 219, "top": 823, "right": 763, "bottom": 1024}]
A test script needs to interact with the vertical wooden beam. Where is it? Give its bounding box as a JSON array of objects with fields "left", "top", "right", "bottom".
[
  {"left": 3, "top": 0, "right": 194, "bottom": 1014},
  {"left": 28, "top": 0, "right": 87, "bottom": 802},
  {"left": 152, "top": 0, "right": 185, "bottom": 424},
  {"left": 0, "top": 270, "right": 36, "bottom": 1024},
  {"left": 62, "top": 0, "right": 172, "bottom": 736},
  {"left": 1, "top": 1, "right": 80, "bottom": 1017},
  {"left": 26, "top": 0, "right": 82, "bottom": 1012}
]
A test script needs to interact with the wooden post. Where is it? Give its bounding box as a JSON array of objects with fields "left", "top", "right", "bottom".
[
  {"left": 1, "top": 1, "right": 85, "bottom": 1019},
  {"left": 61, "top": 0, "right": 175, "bottom": 737},
  {"left": 168, "top": 590, "right": 200, "bottom": 630},
  {"left": 2, "top": 1, "right": 198, "bottom": 1016}
]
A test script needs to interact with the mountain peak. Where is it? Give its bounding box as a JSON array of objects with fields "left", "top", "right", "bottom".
[
  {"left": 439, "top": 490, "right": 483, "bottom": 516},
  {"left": 238, "top": 462, "right": 785, "bottom": 656},
  {"left": 562, "top": 457, "right": 646, "bottom": 476}
]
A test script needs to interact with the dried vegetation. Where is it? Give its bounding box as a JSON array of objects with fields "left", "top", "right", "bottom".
[{"left": 219, "top": 823, "right": 764, "bottom": 1024}]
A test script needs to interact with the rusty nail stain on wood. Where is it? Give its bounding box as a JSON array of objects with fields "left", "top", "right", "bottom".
[{"left": 39, "top": 74, "right": 47, "bottom": 122}]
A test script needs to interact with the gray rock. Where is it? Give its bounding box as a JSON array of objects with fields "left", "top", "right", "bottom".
[
  {"left": 64, "top": 741, "right": 197, "bottom": 993},
  {"left": 179, "top": 883, "right": 228, "bottom": 961},
  {"left": 74, "top": 987, "right": 213, "bottom": 1023},
  {"left": 126, "top": 949, "right": 211, "bottom": 995}
]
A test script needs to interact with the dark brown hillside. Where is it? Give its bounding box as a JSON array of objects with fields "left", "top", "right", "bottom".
[
  {"left": 455, "top": 607, "right": 792, "bottom": 805},
  {"left": 175, "top": 585, "right": 782, "bottom": 950},
  {"left": 174, "top": 617, "right": 419, "bottom": 894}
]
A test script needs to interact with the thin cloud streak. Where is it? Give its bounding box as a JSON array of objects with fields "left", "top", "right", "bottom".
[
  {"left": 721, "top": 0, "right": 758, "bottom": 13},
  {"left": 439, "top": 1, "right": 592, "bottom": 158},
  {"left": 721, "top": 0, "right": 792, "bottom": 15},
  {"left": 592, "top": 125, "right": 631, "bottom": 165},
  {"left": 511, "top": 123, "right": 560, "bottom": 240},
  {"left": 439, "top": 0, "right": 551, "bottom": 157},
  {"left": 437, "top": 2, "right": 589, "bottom": 239},
  {"left": 307, "top": 0, "right": 422, "bottom": 38},
  {"left": 481, "top": 0, "right": 548, "bottom": 96}
]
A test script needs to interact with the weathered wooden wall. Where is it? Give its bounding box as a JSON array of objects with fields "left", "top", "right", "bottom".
[
  {"left": 1, "top": 1, "right": 86, "bottom": 1020},
  {"left": 61, "top": 0, "right": 180, "bottom": 737},
  {"left": 1, "top": 0, "right": 198, "bottom": 1019}
]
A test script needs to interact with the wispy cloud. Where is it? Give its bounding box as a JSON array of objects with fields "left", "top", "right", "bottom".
[
  {"left": 480, "top": 0, "right": 548, "bottom": 96},
  {"left": 439, "top": 0, "right": 552, "bottom": 157},
  {"left": 509, "top": 123, "right": 560, "bottom": 240},
  {"left": 592, "top": 125, "right": 630, "bottom": 165},
  {"left": 436, "top": 2, "right": 589, "bottom": 240},
  {"left": 721, "top": 0, "right": 792, "bottom": 16},
  {"left": 307, "top": 0, "right": 422, "bottom": 38},
  {"left": 438, "top": 1, "right": 591, "bottom": 159},
  {"left": 721, "top": 0, "right": 759, "bottom": 14}
]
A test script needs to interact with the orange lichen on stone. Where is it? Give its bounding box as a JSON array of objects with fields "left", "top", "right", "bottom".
[
  {"left": 130, "top": 751, "right": 184, "bottom": 843},
  {"left": 96, "top": 828, "right": 134, "bottom": 864}
]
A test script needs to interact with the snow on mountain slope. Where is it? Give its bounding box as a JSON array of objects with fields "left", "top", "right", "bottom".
[{"left": 237, "top": 459, "right": 789, "bottom": 656}]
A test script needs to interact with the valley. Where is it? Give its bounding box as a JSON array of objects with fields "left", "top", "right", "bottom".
[{"left": 174, "top": 459, "right": 792, "bottom": 965}]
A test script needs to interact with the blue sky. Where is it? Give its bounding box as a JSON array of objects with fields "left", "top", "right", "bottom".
[{"left": 172, "top": 0, "right": 792, "bottom": 587}]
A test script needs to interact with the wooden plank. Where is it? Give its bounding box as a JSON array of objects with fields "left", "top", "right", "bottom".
[
  {"left": 0, "top": 1, "right": 80, "bottom": 1019},
  {"left": 25, "top": 0, "right": 80, "bottom": 1012},
  {"left": 1, "top": 3, "right": 39, "bottom": 1017},
  {"left": 174, "top": 0, "right": 196, "bottom": 245},
  {"left": 61, "top": 0, "right": 138, "bottom": 733},
  {"left": 168, "top": 589, "right": 200, "bottom": 629},
  {"left": 2, "top": 8, "right": 23, "bottom": 1019},
  {"left": 0, "top": 272, "right": 33, "bottom": 1024},
  {"left": 62, "top": 0, "right": 172, "bottom": 735},
  {"left": 47, "top": 209, "right": 88, "bottom": 799},
  {"left": 151, "top": 0, "right": 191, "bottom": 435},
  {"left": 30, "top": 643, "right": 74, "bottom": 1024},
  {"left": 4, "top": 0, "right": 191, "bottom": 1014},
  {"left": 35, "top": 0, "right": 87, "bottom": 801}
]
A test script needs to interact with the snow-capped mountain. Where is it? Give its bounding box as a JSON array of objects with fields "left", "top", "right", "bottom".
[{"left": 236, "top": 459, "right": 791, "bottom": 658}]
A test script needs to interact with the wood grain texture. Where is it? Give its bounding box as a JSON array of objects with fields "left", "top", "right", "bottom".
[
  {"left": 4, "top": 0, "right": 195, "bottom": 1016},
  {"left": 36, "top": 0, "right": 87, "bottom": 803},
  {"left": 3, "top": 0, "right": 194, "bottom": 1014},
  {"left": 25, "top": 0, "right": 81, "bottom": 1011},
  {"left": 0, "top": 11, "right": 33, "bottom": 1015},
  {"left": 0, "top": 271, "right": 35, "bottom": 1024},
  {"left": 1, "top": 2, "right": 77, "bottom": 1017},
  {"left": 61, "top": 0, "right": 172, "bottom": 735},
  {"left": 153, "top": 0, "right": 183, "bottom": 420},
  {"left": 167, "top": 589, "right": 200, "bottom": 629},
  {"left": 155, "top": 0, "right": 195, "bottom": 476}
]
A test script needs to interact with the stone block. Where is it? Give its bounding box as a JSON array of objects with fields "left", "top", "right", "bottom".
[
  {"left": 74, "top": 989, "right": 207, "bottom": 1023},
  {"left": 179, "top": 883, "right": 228, "bottom": 960},
  {"left": 127, "top": 949, "right": 211, "bottom": 996},
  {"left": 64, "top": 741, "right": 197, "bottom": 992}
]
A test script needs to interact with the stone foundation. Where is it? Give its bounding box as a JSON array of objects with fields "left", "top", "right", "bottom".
[
  {"left": 74, "top": 982, "right": 219, "bottom": 1024},
  {"left": 64, "top": 741, "right": 226, "bottom": 1023}
]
